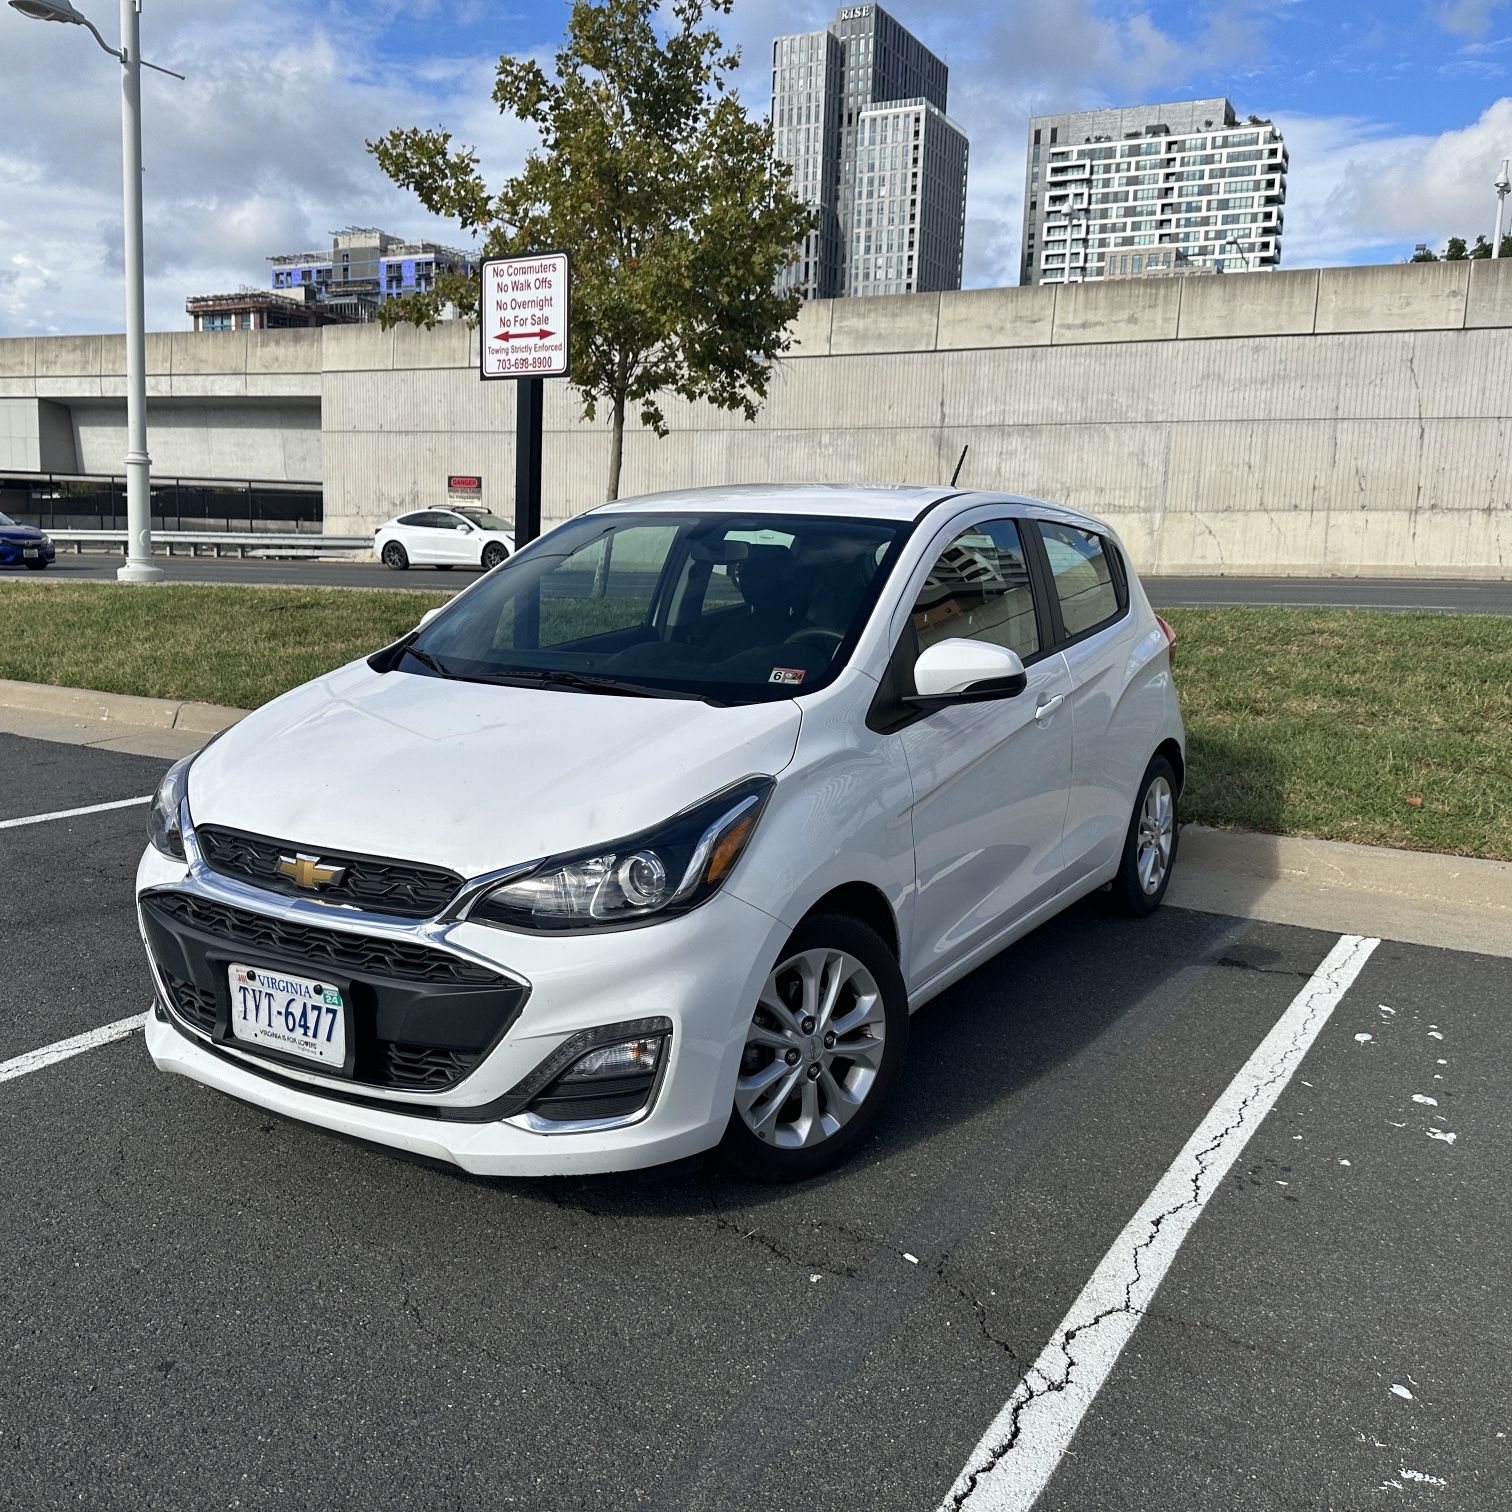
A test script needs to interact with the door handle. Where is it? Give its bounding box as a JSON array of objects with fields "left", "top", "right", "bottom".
[{"left": 1034, "top": 694, "right": 1065, "bottom": 722}]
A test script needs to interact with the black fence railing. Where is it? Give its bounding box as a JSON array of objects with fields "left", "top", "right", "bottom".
[{"left": 0, "top": 472, "right": 324, "bottom": 534}]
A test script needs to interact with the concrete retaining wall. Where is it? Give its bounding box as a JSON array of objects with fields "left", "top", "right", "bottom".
[{"left": 3, "top": 259, "right": 1510, "bottom": 576}]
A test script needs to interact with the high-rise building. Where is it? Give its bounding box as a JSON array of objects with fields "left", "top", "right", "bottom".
[
  {"left": 266, "top": 227, "right": 475, "bottom": 322},
  {"left": 1019, "top": 98, "right": 1287, "bottom": 286},
  {"left": 772, "top": 4, "right": 968, "bottom": 299}
]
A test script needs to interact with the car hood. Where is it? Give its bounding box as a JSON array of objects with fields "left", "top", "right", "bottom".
[
  {"left": 0, "top": 525, "right": 48, "bottom": 543},
  {"left": 187, "top": 660, "right": 802, "bottom": 878}
]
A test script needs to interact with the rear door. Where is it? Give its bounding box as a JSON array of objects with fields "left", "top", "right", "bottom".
[
  {"left": 1026, "top": 518, "right": 1142, "bottom": 884},
  {"left": 889, "top": 513, "right": 1074, "bottom": 992}
]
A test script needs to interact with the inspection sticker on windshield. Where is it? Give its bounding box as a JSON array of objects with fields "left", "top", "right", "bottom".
[{"left": 769, "top": 667, "right": 806, "bottom": 685}]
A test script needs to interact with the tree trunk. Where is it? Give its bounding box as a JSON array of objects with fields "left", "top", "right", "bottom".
[{"left": 606, "top": 389, "right": 626, "bottom": 502}]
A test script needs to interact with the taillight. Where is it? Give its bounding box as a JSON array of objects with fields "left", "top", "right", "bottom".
[{"left": 1155, "top": 614, "right": 1177, "bottom": 669}]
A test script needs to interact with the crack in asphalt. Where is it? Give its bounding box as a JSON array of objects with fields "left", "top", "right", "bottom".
[{"left": 944, "top": 942, "right": 1370, "bottom": 1509}]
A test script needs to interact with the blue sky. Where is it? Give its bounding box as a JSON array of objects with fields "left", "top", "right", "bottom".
[{"left": 3, "top": 0, "right": 1511, "bottom": 334}]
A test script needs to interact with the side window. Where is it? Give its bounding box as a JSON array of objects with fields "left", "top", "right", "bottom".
[
  {"left": 437, "top": 513, "right": 470, "bottom": 532},
  {"left": 396, "top": 513, "right": 427, "bottom": 527},
  {"left": 910, "top": 519, "right": 1039, "bottom": 661},
  {"left": 1038, "top": 522, "right": 1123, "bottom": 637}
]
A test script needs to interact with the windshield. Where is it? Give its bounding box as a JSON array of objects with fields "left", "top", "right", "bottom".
[
  {"left": 454, "top": 510, "right": 512, "bottom": 531},
  {"left": 408, "top": 511, "right": 909, "bottom": 705},
  {"left": 0, "top": 512, "right": 15, "bottom": 527}
]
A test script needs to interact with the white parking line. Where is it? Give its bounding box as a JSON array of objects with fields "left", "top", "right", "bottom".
[
  {"left": 940, "top": 932, "right": 1381, "bottom": 1512},
  {"left": 0, "top": 795, "right": 150, "bottom": 830},
  {"left": 0, "top": 1014, "right": 147, "bottom": 1085}
]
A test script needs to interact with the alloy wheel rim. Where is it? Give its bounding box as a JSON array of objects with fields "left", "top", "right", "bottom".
[
  {"left": 1136, "top": 775, "right": 1174, "bottom": 894},
  {"left": 736, "top": 948, "right": 885, "bottom": 1150}
]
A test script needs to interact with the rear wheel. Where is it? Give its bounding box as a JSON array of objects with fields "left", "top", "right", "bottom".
[
  {"left": 721, "top": 912, "right": 908, "bottom": 1182},
  {"left": 381, "top": 541, "right": 408, "bottom": 571},
  {"left": 481, "top": 541, "right": 509, "bottom": 571},
  {"left": 1109, "top": 755, "right": 1178, "bottom": 917}
]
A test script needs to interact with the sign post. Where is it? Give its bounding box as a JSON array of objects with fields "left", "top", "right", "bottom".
[{"left": 480, "top": 252, "right": 571, "bottom": 548}]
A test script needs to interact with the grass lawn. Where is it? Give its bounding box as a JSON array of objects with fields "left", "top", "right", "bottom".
[{"left": 2, "top": 583, "right": 1509, "bottom": 861}]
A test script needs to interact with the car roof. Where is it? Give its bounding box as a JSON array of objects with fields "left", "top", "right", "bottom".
[{"left": 592, "top": 482, "right": 1114, "bottom": 534}]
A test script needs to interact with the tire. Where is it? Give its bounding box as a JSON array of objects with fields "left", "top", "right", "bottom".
[
  {"left": 1108, "top": 755, "right": 1179, "bottom": 917},
  {"left": 481, "top": 542, "right": 509, "bottom": 572},
  {"left": 25, "top": 558, "right": 48, "bottom": 570},
  {"left": 381, "top": 541, "right": 409, "bottom": 571},
  {"left": 720, "top": 911, "right": 909, "bottom": 1182}
]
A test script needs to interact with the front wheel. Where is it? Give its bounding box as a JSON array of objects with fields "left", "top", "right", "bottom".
[
  {"left": 721, "top": 912, "right": 908, "bottom": 1182},
  {"left": 381, "top": 541, "right": 408, "bottom": 571},
  {"left": 1109, "top": 755, "right": 1179, "bottom": 917},
  {"left": 25, "top": 558, "right": 48, "bottom": 570},
  {"left": 481, "top": 542, "right": 509, "bottom": 571}
]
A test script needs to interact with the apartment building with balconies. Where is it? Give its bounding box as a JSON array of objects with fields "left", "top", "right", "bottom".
[{"left": 1019, "top": 98, "right": 1286, "bottom": 285}]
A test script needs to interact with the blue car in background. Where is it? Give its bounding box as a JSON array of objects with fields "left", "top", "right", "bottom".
[{"left": 0, "top": 511, "right": 55, "bottom": 570}]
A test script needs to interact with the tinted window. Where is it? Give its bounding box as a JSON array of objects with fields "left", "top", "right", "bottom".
[
  {"left": 909, "top": 519, "right": 1039, "bottom": 660},
  {"left": 395, "top": 513, "right": 427, "bottom": 526},
  {"left": 1039, "top": 522, "right": 1122, "bottom": 636},
  {"left": 412, "top": 512, "right": 906, "bottom": 705}
]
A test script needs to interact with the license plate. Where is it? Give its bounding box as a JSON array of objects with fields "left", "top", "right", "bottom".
[
  {"left": 22, "top": 548, "right": 39, "bottom": 559},
  {"left": 228, "top": 964, "right": 346, "bottom": 1068}
]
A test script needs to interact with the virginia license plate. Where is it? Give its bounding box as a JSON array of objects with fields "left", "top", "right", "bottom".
[{"left": 228, "top": 964, "right": 346, "bottom": 1068}]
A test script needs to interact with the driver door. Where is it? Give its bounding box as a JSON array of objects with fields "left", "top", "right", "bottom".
[{"left": 893, "top": 516, "right": 1074, "bottom": 992}]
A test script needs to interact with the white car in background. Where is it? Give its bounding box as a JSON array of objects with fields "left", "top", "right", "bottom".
[
  {"left": 139, "top": 484, "right": 1183, "bottom": 1182},
  {"left": 375, "top": 507, "right": 515, "bottom": 572}
]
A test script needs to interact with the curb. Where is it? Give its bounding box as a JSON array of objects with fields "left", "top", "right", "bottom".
[{"left": 0, "top": 678, "right": 245, "bottom": 737}]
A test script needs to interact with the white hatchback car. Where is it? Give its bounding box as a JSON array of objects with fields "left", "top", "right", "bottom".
[
  {"left": 138, "top": 485, "right": 1183, "bottom": 1181},
  {"left": 375, "top": 507, "right": 515, "bottom": 572}
]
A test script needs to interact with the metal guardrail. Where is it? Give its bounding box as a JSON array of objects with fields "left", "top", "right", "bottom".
[{"left": 47, "top": 531, "right": 370, "bottom": 560}]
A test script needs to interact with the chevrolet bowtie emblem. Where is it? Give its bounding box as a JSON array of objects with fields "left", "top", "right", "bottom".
[{"left": 277, "top": 853, "right": 347, "bottom": 891}]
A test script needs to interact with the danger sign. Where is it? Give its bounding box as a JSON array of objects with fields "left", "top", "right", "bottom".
[{"left": 480, "top": 252, "right": 571, "bottom": 380}]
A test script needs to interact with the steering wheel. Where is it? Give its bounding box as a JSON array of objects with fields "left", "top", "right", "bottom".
[{"left": 786, "top": 627, "right": 844, "bottom": 650}]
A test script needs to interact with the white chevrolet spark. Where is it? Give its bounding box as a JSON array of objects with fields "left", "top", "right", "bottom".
[{"left": 138, "top": 484, "right": 1183, "bottom": 1181}]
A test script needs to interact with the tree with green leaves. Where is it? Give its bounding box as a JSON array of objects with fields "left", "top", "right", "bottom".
[
  {"left": 368, "top": 0, "right": 811, "bottom": 501},
  {"left": 1410, "top": 233, "right": 1512, "bottom": 261}
]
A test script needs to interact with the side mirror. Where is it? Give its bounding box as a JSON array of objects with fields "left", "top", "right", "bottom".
[
  {"left": 907, "top": 638, "right": 1027, "bottom": 708},
  {"left": 417, "top": 606, "right": 443, "bottom": 630}
]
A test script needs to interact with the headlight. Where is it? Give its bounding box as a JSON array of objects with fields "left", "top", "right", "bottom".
[
  {"left": 146, "top": 754, "right": 194, "bottom": 860},
  {"left": 469, "top": 776, "right": 774, "bottom": 932}
]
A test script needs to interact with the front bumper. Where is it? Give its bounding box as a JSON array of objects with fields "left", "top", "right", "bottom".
[
  {"left": 136, "top": 845, "right": 786, "bottom": 1176},
  {"left": 0, "top": 539, "right": 54, "bottom": 565}
]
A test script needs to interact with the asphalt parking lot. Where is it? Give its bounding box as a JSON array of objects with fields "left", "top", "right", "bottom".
[{"left": 2, "top": 731, "right": 1507, "bottom": 1511}]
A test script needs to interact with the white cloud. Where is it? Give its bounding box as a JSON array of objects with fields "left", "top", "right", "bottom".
[
  {"left": 1434, "top": 0, "right": 1511, "bottom": 38},
  {"left": 0, "top": 1, "right": 542, "bottom": 336},
  {"left": 1279, "top": 96, "right": 1512, "bottom": 263}
]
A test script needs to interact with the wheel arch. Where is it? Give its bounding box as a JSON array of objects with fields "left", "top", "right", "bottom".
[
  {"left": 1155, "top": 737, "right": 1185, "bottom": 797},
  {"left": 796, "top": 882, "right": 900, "bottom": 962}
]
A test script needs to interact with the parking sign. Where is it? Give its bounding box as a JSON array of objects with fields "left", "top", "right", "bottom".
[{"left": 480, "top": 253, "right": 571, "bottom": 380}]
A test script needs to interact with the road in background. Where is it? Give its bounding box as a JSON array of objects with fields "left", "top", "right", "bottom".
[{"left": 6, "top": 553, "right": 1512, "bottom": 612}]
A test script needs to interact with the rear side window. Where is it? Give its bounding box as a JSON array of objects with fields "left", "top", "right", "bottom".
[
  {"left": 1038, "top": 522, "right": 1123, "bottom": 637},
  {"left": 396, "top": 513, "right": 427, "bottom": 526}
]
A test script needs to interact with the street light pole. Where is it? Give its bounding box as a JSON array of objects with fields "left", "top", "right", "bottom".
[
  {"left": 8, "top": 0, "right": 181, "bottom": 582},
  {"left": 116, "top": 0, "right": 158, "bottom": 581},
  {"left": 1494, "top": 159, "right": 1510, "bottom": 261}
]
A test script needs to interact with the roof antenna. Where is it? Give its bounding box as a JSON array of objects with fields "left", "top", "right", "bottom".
[{"left": 950, "top": 444, "right": 969, "bottom": 488}]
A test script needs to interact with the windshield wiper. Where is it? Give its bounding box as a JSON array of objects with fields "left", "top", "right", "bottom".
[
  {"left": 487, "top": 668, "right": 726, "bottom": 705},
  {"left": 401, "top": 643, "right": 455, "bottom": 679}
]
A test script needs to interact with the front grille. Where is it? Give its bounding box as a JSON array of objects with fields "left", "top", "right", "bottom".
[
  {"left": 196, "top": 826, "right": 462, "bottom": 919},
  {"left": 141, "top": 889, "right": 527, "bottom": 1094},
  {"left": 146, "top": 892, "right": 496, "bottom": 984},
  {"left": 163, "top": 971, "right": 217, "bottom": 1033}
]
